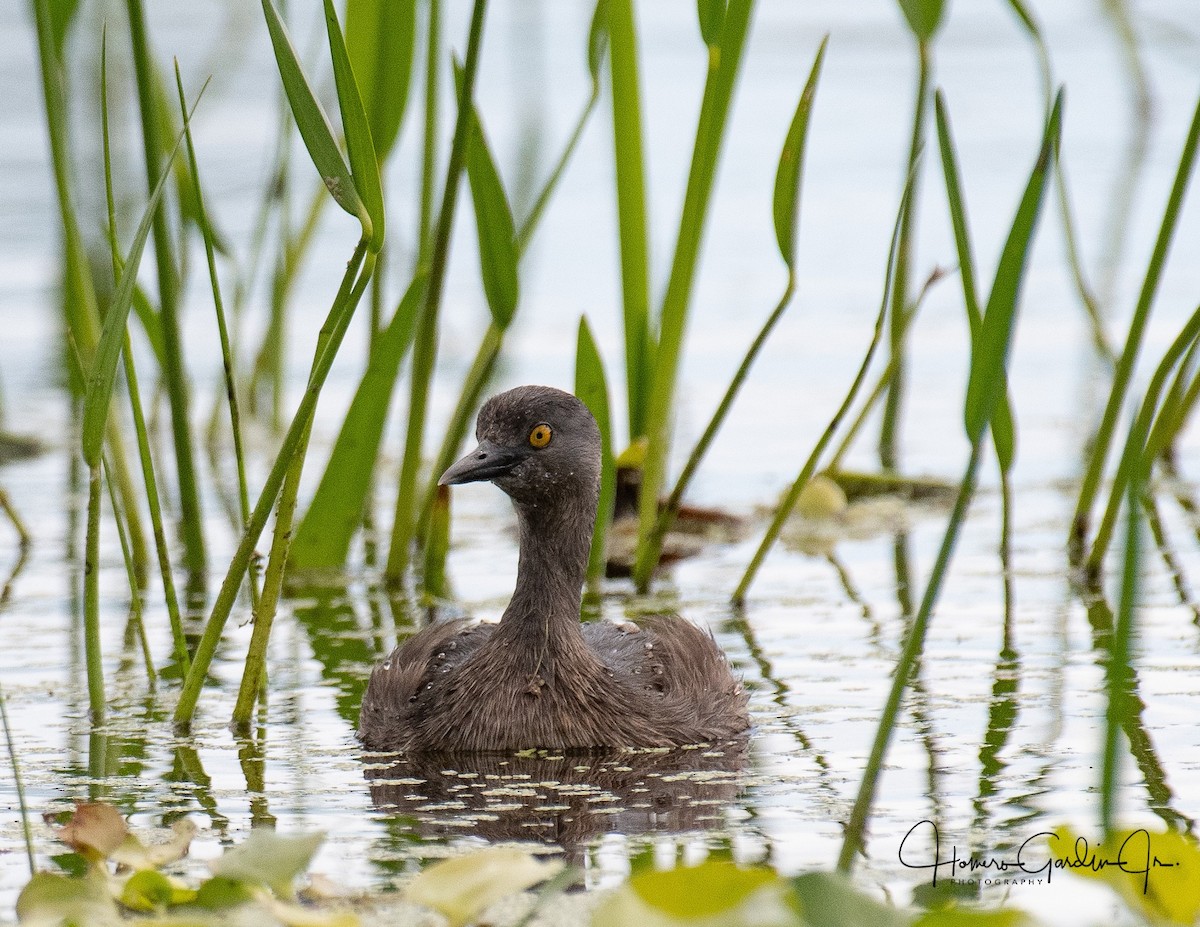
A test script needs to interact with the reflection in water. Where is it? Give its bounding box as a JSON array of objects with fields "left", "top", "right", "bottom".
[
  {"left": 364, "top": 742, "right": 748, "bottom": 858},
  {"left": 1085, "top": 595, "right": 1194, "bottom": 832}
]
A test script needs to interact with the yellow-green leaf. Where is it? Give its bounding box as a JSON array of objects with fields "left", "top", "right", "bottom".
[
  {"left": 1050, "top": 825, "right": 1200, "bottom": 925},
  {"left": 210, "top": 830, "right": 325, "bottom": 899},
  {"left": 594, "top": 861, "right": 793, "bottom": 927},
  {"left": 915, "top": 908, "right": 1040, "bottom": 927},
  {"left": 120, "top": 870, "right": 196, "bottom": 912},
  {"left": 406, "top": 847, "right": 563, "bottom": 927},
  {"left": 791, "top": 871, "right": 907, "bottom": 927},
  {"left": 896, "top": 0, "right": 946, "bottom": 42},
  {"left": 16, "top": 872, "right": 119, "bottom": 926}
]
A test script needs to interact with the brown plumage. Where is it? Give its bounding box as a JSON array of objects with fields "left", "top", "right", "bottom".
[{"left": 358, "top": 385, "right": 749, "bottom": 752}]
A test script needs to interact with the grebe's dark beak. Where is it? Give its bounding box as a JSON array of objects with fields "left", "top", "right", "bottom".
[{"left": 439, "top": 440, "right": 526, "bottom": 486}]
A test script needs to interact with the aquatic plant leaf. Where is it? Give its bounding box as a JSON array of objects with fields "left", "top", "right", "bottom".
[
  {"left": 210, "top": 830, "right": 325, "bottom": 900},
  {"left": 575, "top": 315, "right": 617, "bottom": 584},
  {"left": 630, "top": 861, "right": 779, "bottom": 918},
  {"left": 47, "top": 0, "right": 79, "bottom": 54},
  {"left": 120, "top": 870, "right": 196, "bottom": 912},
  {"left": 453, "top": 60, "right": 519, "bottom": 328},
  {"left": 260, "top": 0, "right": 364, "bottom": 223},
  {"left": 290, "top": 273, "right": 426, "bottom": 571},
  {"left": 896, "top": 0, "right": 946, "bottom": 42},
  {"left": 111, "top": 818, "right": 198, "bottom": 870},
  {"left": 588, "top": 0, "right": 612, "bottom": 80},
  {"left": 634, "top": 0, "right": 756, "bottom": 587},
  {"left": 406, "top": 847, "right": 563, "bottom": 927},
  {"left": 82, "top": 118, "right": 189, "bottom": 467},
  {"left": 345, "top": 0, "right": 416, "bottom": 160},
  {"left": 964, "top": 92, "right": 1061, "bottom": 445},
  {"left": 263, "top": 897, "right": 361, "bottom": 927},
  {"left": 16, "top": 872, "right": 120, "bottom": 926},
  {"left": 772, "top": 36, "right": 826, "bottom": 271},
  {"left": 57, "top": 801, "right": 128, "bottom": 861},
  {"left": 1049, "top": 826, "right": 1200, "bottom": 925},
  {"left": 323, "top": 0, "right": 384, "bottom": 252},
  {"left": 594, "top": 861, "right": 793, "bottom": 927},
  {"left": 50, "top": 852, "right": 88, "bottom": 878},
  {"left": 697, "top": 0, "right": 726, "bottom": 45},
  {"left": 914, "top": 909, "right": 1039, "bottom": 927},
  {"left": 933, "top": 90, "right": 1015, "bottom": 470},
  {"left": 791, "top": 871, "right": 907, "bottom": 927},
  {"left": 190, "top": 876, "right": 257, "bottom": 910},
  {"left": 607, "top": 0, "right": 654, "bottom": 441}
]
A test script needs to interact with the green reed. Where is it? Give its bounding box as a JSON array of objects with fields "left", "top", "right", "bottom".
[
  {"left": 1103, "top": 426, "right": 1143, "bottom": 838},
  {"left": 125, "top": 0, "right": 207, "bottom": 582},
  {"left": 839, "top": 92, "right": 1061, "bottom": 870},
  {"left": 608, "top": 0, "right": 653, "bottom": 444},
  {"left": 384, "top": 0, "right": 490, "bottom": 586},
  {"left": 31, "top": 0, "right": 151, "bottom": 587},
  {"left": 0, "top": 679, "right": 33, "bottom": 876},
  {"left": 633, "top": 37, "right": 826, "bottom": 589},
  {"left": 575, "top": 317, "right": 617, "bottom": 590},
  {"left": 101, "top": 37, "right": 189, "bottom": 673},
  {"left": 176, "top": 0, "right": 384, "bottom": 726},
  {"left": 83, "top": 79, "right": 196, "bottom": 719},
  {"left": 877, "top": 0, "right": 944, "bottom": 473},
  {"left": 413, "top": 22, "right": 609, "bottom": 571},
  {"left": 1071, "top": 95, "right": 1200, "bottom": 566},
  {"left": 634, "top": 0, "right": 758, "bottom": 589},
  {"left": 733, "top": 173, "right": 913, "bottom": 605}
]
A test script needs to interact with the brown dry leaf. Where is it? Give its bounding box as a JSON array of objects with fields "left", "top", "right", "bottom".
[{"left": 58, "top": 802, "right": 129, "bottom": 861}]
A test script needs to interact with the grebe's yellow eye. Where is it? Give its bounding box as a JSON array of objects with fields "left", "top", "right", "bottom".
[{"left": 528, "top": 423, "right": 552, "bottom": 448}]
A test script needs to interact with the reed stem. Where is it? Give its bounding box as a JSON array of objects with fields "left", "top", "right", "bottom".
[
  {"left": 385, "top": 0, "right": 490, "bottom": 585},
  {"left": 125, "top": 0, "right": 207, "bottom": 581},
  {"left": 101, "top": 45, "right": 189, "bottom": 672},
  {"left": 636, "top": 0, "right": 757, "bottom": 588},
  {"left": 877, "top": 39, "right": 930, "bottom": 471},
  {"left": 175, "top": 240, "right": 372, "bottom": 727},
  {"left": 838, "top": 432, "right": 986, "bottom": 870},
  {"left": 608, "top": 0, "right": 652, "bottom": 442},
  {"left": 1071, "top": 95, "right": 1200, "bottom": 562},
  {"left": 0, "top": 681, "right": 34, "bottom": 876},
  {"left": 84, "top": 464, "right": 106, "bottom": 724}
]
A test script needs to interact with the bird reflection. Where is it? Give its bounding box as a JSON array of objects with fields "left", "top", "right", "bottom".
[{"left": 363, "top": 740, "right": 748, "bottom": 855}]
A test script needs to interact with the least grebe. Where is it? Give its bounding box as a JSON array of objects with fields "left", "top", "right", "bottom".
[{"left": 359, "top": 385, "right": 749, "bottom": 752}]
